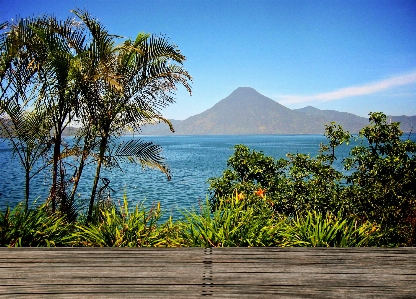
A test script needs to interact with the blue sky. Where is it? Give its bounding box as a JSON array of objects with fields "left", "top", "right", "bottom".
[{"left": 2, "top": 0, "right": 416, "bottom": 119}]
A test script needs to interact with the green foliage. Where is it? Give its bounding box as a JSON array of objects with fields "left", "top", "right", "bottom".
[
  {"left": 181, "top": 195, "right": 378, "bottom": 248},
  {"left": 0, "top": 203, "right": 75, "bottom": 247},
  {"left": 209, "top": 144, "right": 346, "bottom": 217},
  {"left": 208, "top": 145, "right": 289, "bottom": 208},
  {"left": 344, "top": 112, "right": 416, "bottom": 245},
  {"left": 181, "top": 195, "right": 283, "bottom": 247},
  {"left": 276, "top": 152, "right": 345, "bottom": 216},
  {"left": 74, "top": 197, "right": 185, "bottom": 247},
  {"left": 1, "top": 10, "right": 192, "bottom": 220},
  {"left": 279, "top": 211, "right": 379, "bottom": 247},
  {"left": 1, "top": 109, "right": 415, "bottom": 247},
  {"left": 0, "top": 194, "right": 390, "bottom": 247},
  {"left": 209, "top": 112, "right": 416, "bottom": 246},
  {"left": 320, "top": 122, "right": 352, "bottom": 163}
]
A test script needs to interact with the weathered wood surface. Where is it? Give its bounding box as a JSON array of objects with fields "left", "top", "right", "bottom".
[{"left": 0, "top": 247, "right": 415, "bottom": 298}]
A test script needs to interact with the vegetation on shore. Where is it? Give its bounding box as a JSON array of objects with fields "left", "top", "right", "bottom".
[
  {"left": 1, "top": 112, "right": 415, "bottom": 247},
  {"left": 208, "top": 113, "right": 416, "bottom": 246},
  {"left": 0, "top": 195, "right": 380, "bottom": 247},
  {"left": 0, "top": 10, "right": 191, "bottom": 216},
  {"left": 0, "top": 11, "right": 414, "bottom": 247}
]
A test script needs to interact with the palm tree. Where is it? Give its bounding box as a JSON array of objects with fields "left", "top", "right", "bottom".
[
  {"left": 0, "top": 18, "right": 53, "bottom": 211},
  {"left": 1, "top": 15, "right": 89, "bottom": 213},
  {"left": 64, "top": 9, "right": 122, "bottom": 210},
  {"left": 30, "top": 16, "right": 87, "bottom": 212},
  {"left": 1, "top": 10, "right": 193, "bottom": 219},
  {"left": 71, "top": 10, "right": 192, "bottom": 218},
  {"left": 0, "top": 103, "right": 52, "bottom": 211}
]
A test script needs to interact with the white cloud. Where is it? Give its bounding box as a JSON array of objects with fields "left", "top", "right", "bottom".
[{"left": 275, "top": 71, "right": 416, "bottom": 104}]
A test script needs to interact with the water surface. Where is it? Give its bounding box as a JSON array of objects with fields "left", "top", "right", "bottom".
[{"left": 1, "top": 134, "right": 414, "bottom": 217}]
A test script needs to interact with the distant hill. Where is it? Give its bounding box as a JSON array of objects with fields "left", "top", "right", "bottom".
[
  {"left": 0, "top": 115, "right": 78, "bottom": 137},
  {"left": 137, "top": 119, "right": 182, "bottom": 135},
  {"left": 138, "top": 87, "right": 416, "bottom": 135},
  {"left": 389, "top": 115, "right": 416, "bottom": 133},
  {"left": 294, "top": 106, "right": 368, "bottom": 133}
]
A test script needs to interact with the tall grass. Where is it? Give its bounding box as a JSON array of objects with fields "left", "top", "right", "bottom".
[
  {"left": 181, "top": 196, "right": 282, "bottom": 247},
  {"left": 74, "top": 197, "right": 187, "bottom": 247},
  {"left": 1, "top": 195, "right": 382, "bottom": 247},
  {"left": 279, "top": 211, "right": 380, "bottom": 247},
  {"left": 0, "top": 203, "right": 75, "bottom": 247}
]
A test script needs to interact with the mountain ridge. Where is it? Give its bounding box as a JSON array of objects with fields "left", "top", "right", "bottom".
[{"left": 139, "top": 87, "right": 416, "bottom": 135}]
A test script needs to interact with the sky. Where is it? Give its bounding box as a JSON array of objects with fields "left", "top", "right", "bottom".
[{"left": 1, "top": 0, "right": 416, "bottom": 120}]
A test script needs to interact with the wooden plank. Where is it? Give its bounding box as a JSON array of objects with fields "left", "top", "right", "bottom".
[
  {"left": 0, "top": 247, "right": 415, "bottom": 298},
  {"left": 207, "top": 247, "right": 416, "bottom": 298},
  {"left": 0, "top": 248, "right": 205, "bottom": 298}
]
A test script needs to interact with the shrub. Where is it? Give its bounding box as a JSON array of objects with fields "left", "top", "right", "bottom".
[
  {"left": 208, "top": 145, "right": 288, "bottom": 208},
  {"left": 344, "top": 112, "right": 416, "bottom": 245},
  {"left": 181, "top": 194, "right": 280, "bottom": 247},
  {"left": 208, "top": 141, "right": 347, "bottom": 217},
  {"left": 0, "top": 203, "right": 74, "bottom": 247},
  {"left": 279, "top": 211, "right": 380, "bottom": 247},
  {"left": 208, "top": 112, "right": 416, "bottom": 246},
  {"left": 74, "top": 196, "right": 186, "bottom": 247}
]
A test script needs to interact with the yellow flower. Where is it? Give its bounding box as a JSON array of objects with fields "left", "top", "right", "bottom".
[{"left": 235, "top": 189, "right": 244, "bottom": 200}]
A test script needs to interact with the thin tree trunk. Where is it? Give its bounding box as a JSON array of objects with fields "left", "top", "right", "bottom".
[
  {"left": 59, "top": 159, "right": 66, "bottom": 213},
  {"left": 70, "top": 120, "right": 95, "bottom": 203},
  {"left": 69, "top": 140, "right": 90, "bottom": 203},
  {"left": 88, "top": 135, "right": 108, "bottom": 219},
  {"left": 25, "top": 168, "right": 29, "bottom": 213},
  {"left": 50, "top": 129, "right": 62, "bottom": 213}
]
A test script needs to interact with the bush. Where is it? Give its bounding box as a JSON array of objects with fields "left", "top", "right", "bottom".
[
  {"left": 181, "top": 195, "right": 281, "bottom": 247},
  {"left": 0, "top": 203, "right": 75, "bottom": 247},
  {"left": 208, "top": 145, "right": 288, "bottom": 207},
  {"left": 74, "top": 196, "right": 186, "bottom": 247},
  {"left": 209, "top": 142, "right": 347, "bottom": 217},
  {"left": 344, "top": 112, "right": 416, "bottom": 245},
  {"left": 279, "top": 211, "right": 380, "bottom": 247},
  {"left": 208, "top": 112, "right": 416, "bottom": 246}
]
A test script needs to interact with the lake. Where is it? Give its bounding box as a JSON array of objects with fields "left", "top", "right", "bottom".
[{"left": 1, "top": 134, "right": 415, "bottom": 218}]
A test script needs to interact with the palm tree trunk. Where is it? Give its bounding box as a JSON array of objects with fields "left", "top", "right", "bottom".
[
  {"left": 69, "top": 163, "right": 84, "bottom": 204},
  {"left": 50, "top": 130, "right": 62, "bottom": 213},
  {"left": 88, "top": 135, "right": 108, "bottom": 219},
  {"left": 25, "top": 168, "right": 29, "bottom": 213},
  {"left": 69, "top": 140, "right": 89, "bottom": 203}
]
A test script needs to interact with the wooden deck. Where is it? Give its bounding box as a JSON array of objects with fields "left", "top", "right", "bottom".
[{"left": 0, "top": 247, "right": 415, "bottom": 298}]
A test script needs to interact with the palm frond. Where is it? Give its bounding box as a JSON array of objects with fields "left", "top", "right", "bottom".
[
  {"left": 112, "top": 139, "right": 171, "bottom": 180},
  {"left": 71, "top": 9, "right": 122, "bottom": 92}
]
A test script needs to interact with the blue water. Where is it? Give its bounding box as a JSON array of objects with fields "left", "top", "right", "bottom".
[{"left": 1, "top": 134, "right": 415, "bottom": 217}]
